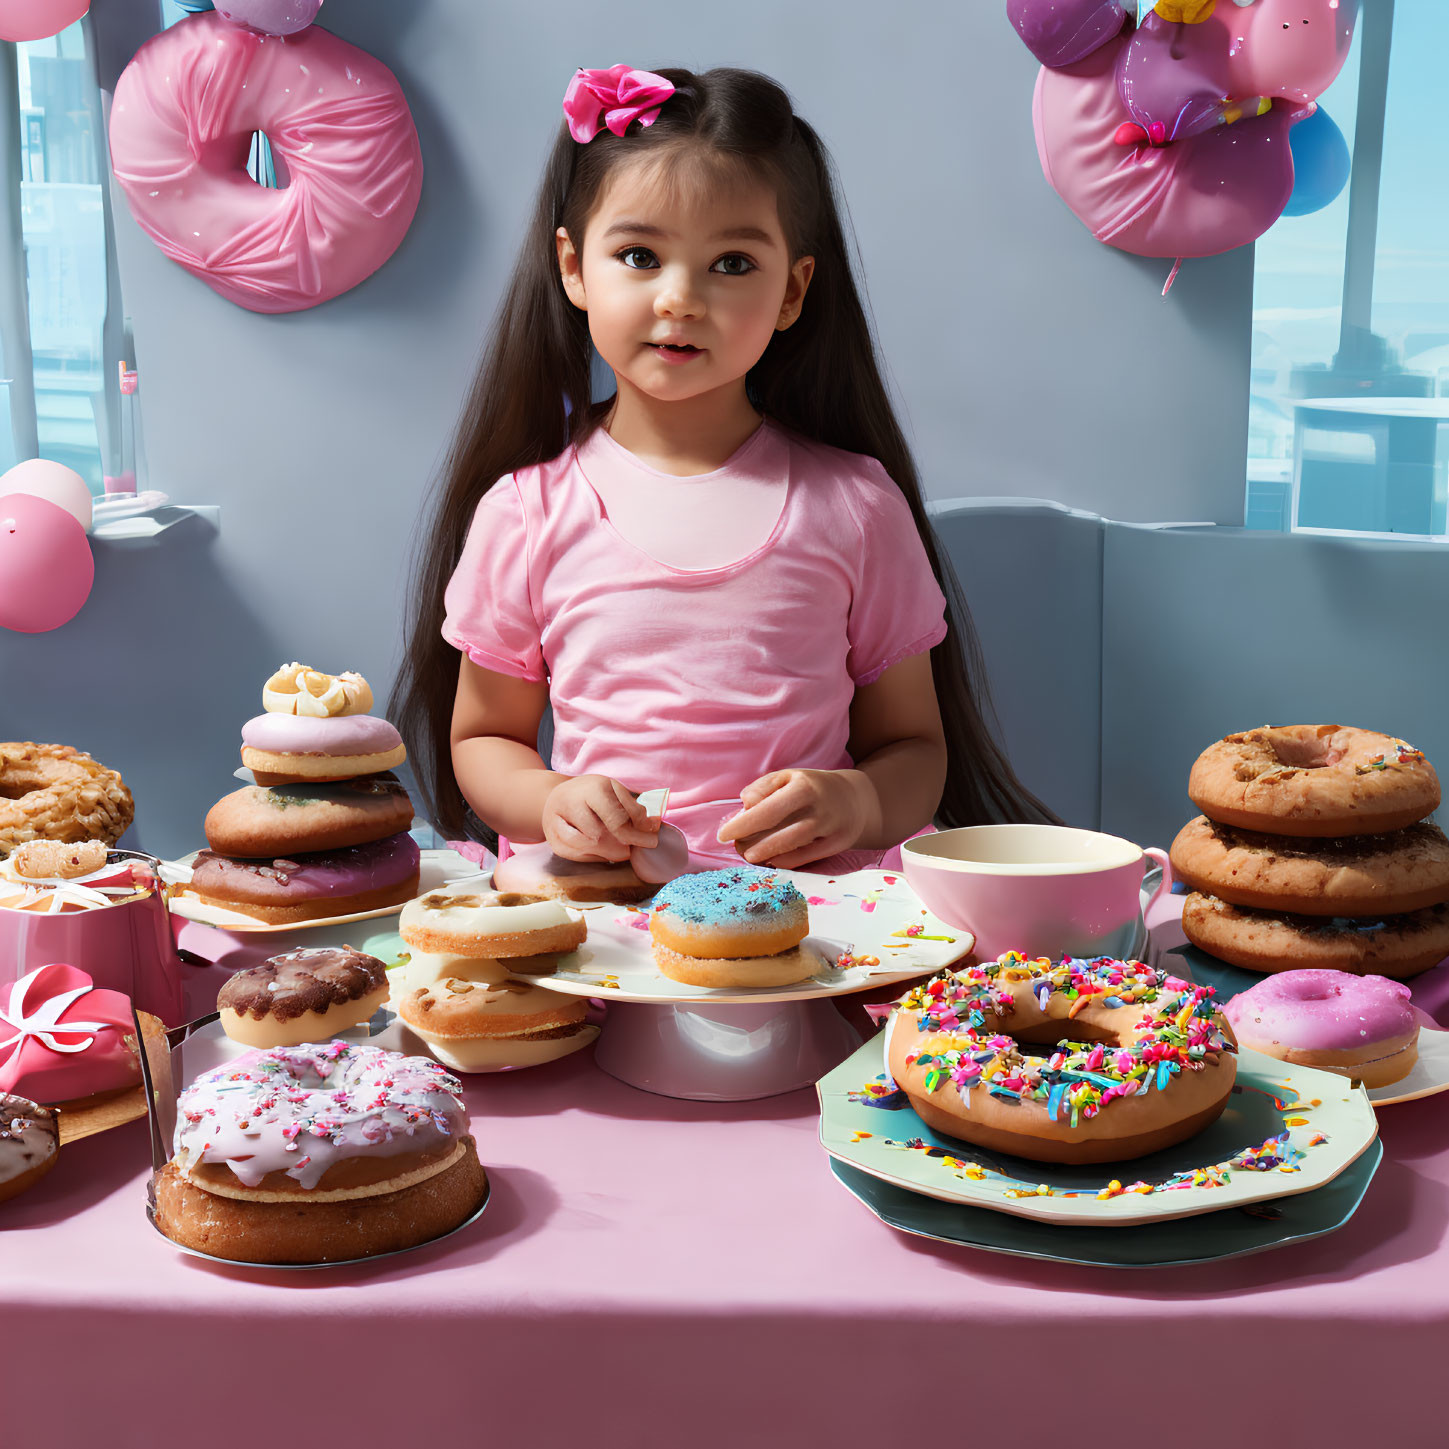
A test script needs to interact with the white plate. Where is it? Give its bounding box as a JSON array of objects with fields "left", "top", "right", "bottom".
[
  {"left": 1368, "top": 1025, "right": 1449, "bottom": 1106},
  {"left": 510, "top": 868, "right": 974, "bottom": 1005},
  {"left": 817, "top": 1037, "right": 1379, "bottom": 1227},
  {"left": 163, "top": 846, "right": 489, "bottom": 934}
]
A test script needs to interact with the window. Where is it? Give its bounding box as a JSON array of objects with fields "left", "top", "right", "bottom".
[{"left": 1248, "top": 0, "right": 1449, "bottom": 538}]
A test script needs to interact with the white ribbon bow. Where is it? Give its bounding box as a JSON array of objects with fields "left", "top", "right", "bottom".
[{"left": 0, "top": 969, "right": 111, "bottom": 1061}]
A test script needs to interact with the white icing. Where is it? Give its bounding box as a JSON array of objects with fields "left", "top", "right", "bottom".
[
  {"left": 399, "top": 889, "right": 583, "bottom": 938},
  {"left": 0, "top": 970, "right": 109, "bottom": 1057}
]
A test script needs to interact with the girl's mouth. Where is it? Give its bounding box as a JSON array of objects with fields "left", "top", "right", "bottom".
[{"left": 648, "top": 342, "right": 704, "bottom": 363}]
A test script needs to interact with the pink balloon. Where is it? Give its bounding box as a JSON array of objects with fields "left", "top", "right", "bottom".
[
  {"left": 0, "top": 0, "right": 88, "bottom": 43},
  {"left": 0, "top": 494, "right": 94, "bottom": 633},
  {"left": 1224, "top": 0, "right": 1359, "bottom": 108},
  {"left": 1034, "top": 37, "right": 1298, "bottom": 256},
  {"left": 0, "top": 458, "right": 92, "bottom": 531},
  {"left": 215, "top": 0, "right": 323, "bottom": 36}
]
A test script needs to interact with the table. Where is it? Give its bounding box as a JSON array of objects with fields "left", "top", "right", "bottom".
[
  {"left": 6, "top": 968, "right": 1449, "bottom": 1448},
  {"left": 1292, "top": 396, "right": 1449, "bottom": 535}
]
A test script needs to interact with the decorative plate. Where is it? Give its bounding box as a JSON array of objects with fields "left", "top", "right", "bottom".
[
  {"left": 817, "top": 1034, "right": 1378, "bottom": 1227},
  {"left": 828, "top": 1139, "right": 1382, "bottom": 1268},
  {"left": 508, "top": 869, "right": 973, "bottom": 1005}
]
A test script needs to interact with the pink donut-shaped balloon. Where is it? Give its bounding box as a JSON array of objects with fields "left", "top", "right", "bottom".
[
  {"left": 1033, "top": 36, "right": 1300, "bottom": 258},
  {"left": 108, "top": 12, "right": 423, "bottom": 314}
]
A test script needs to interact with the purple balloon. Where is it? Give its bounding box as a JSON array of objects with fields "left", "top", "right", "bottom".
[
  {"left": 1006, "top": 0, "right": 1130, "bottom": 68},
  {"left": 1116, "top": 11, "right": 1237, "bottom": 143},
  {"left": 214, "top": 0, "right": 322, "bottom": 35}
]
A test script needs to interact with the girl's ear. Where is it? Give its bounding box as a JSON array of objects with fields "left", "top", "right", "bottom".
[
  {"left": 556, "top": 227, "right": 587, "bottom": 310},
  {"left": 776, "top": 254, "right": 815, "bottom": 331}
]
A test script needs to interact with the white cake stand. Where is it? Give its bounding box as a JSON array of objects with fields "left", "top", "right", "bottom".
[{"left": 509, "top": 870, "right": 974, "bottom": 1101}]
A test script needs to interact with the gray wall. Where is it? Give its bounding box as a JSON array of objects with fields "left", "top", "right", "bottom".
[{"left": 3, "top": 0, "right": 1259, "bottom": 856}]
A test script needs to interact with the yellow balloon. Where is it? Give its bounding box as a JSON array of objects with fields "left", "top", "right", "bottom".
[{"left": 1154, "top": 0, "right": 1217, "bottom": 22}]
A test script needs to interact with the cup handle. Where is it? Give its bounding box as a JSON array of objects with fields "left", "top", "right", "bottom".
[{"left": 1141, "top": 846, "right": 1173, "bottom": 920}]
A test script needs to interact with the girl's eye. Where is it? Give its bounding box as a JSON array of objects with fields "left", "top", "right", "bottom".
[
  {"left": 712, "top": 254, "right": 756, "bottom": 276},
  {"left": 617, "top": 246, "right": 658, "bottom": 270}
]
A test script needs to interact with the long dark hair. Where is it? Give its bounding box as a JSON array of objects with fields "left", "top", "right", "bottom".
[{"left": 393, "top": 66, "right": 1058, "bottom": 843}]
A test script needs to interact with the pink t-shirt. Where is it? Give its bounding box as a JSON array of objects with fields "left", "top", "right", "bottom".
[{"left": 441, "top": 419, "right": 947, "bottom": 869}]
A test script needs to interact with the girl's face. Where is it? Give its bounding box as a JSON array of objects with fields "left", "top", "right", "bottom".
[{"left": 556, "top": 158, "right": 814, "bottom": 410}]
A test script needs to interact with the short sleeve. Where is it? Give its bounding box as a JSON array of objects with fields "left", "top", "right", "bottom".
[
  {"left": 441, "top": 477, "right": 547, "bottom": 682},
  {"left": 844, "top": 463, "right": 948, "bottom": 687}
]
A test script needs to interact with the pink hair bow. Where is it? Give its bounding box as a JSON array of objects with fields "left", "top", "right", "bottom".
[{"left": 563, "top": 64, "right": 675, "bottom": 143}]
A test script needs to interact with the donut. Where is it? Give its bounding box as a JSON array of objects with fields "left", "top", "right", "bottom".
[
  {"left": 1170, "top": 816, "right": 1449, "bottom": 916},
  {"left": 204, "top": 777, "right": 414, "bottom": 857},
  {"left": 218, "top": 947, "right": 390, "bottom": 1048},
  {"left": 649, "top": 868, "right": 814, "bottom": 989},
  {"left": 109, "top": 14, "right": 424, "bottom": 315},
  {"left": 1188, "top": 726, "right": 1440, "bottom": 837},
  {"left": 398, "top": 888, "right": 586, "bottom": 959},
  {"left": 240, "top": 713, "right": 406, "bottom": 785},
  {"left": 491, "top": 846, "right": 654, "bottom": 905},
  {"left": 1223, "top": 969, "right": 1419, "bottom": 1089},
  {"left": 887, "top": 953, "right": 1237, "bottom": 1164},
  {"left": 7, "top": 839, "right": 107, "bottom": 879},
  {"left": 261, "top": 663, "right": 373, "bottom": 719},
  {"left": 1181, "top": 892, "right": 1449, "bottom": 979},
  {"left": 157, "top": 1041, "right": 485, "bottom": 1264},
  {"left": 187, "top": 831, "right": 420, "bottom": 923},
  {"left": 0, "top": 1095, "right": 58, "bottom": 1204},
  {"left": 396, "top": 956, "right": 595, "bottom": 1073},
  {"left": 0, "top": 743, "right": 133, "bottom": 856}
]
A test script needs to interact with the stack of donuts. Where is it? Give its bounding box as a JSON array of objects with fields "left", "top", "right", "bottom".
[
  {"left": 1171, "top": 725, "right": 1449, "bottom": 980},
  {"left": 187, "top": 664, "right": 420, "bottom": 923}
]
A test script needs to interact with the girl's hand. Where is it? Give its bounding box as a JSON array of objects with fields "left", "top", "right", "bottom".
[
  {"left": 716, "top": 769, "right": 877, "bottom": 869},
  {"left": 542, "top": 775, "right": 657, "bottom": 862}
]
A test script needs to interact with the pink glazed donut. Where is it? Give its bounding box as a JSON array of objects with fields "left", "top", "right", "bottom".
[
  {"left": 1223, "top": 969, "right": 1420, "bottom": 1090},
  {"left": 108, "top": 12, "right": 423, "bottom": 313}
]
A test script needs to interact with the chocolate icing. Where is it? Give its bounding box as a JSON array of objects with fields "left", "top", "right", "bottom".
[
  {"left": 0, "top": 1093, "right": 58, "bottom": 1184},
  {"left": 218, "top": 947, "right": 388, "bottom": 1022}
]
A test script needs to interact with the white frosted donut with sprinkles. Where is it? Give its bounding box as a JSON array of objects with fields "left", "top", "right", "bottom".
[
  {"left": 887, "top": 953, "right": 1237, "bottom": 1164},
  {"left": 154, "top": 1040, "right": 489, "bottom": 1264}
]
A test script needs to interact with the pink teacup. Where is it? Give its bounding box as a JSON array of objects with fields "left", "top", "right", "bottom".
[{"left": 901, "top": 824, "right": 1172, "bottom": 963}]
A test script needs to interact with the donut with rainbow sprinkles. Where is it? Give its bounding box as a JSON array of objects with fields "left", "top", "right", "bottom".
[{"left": 886, "top": 953, "right": 1237, "bottom": 1164}]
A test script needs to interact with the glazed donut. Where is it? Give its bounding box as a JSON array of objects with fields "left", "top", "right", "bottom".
[
  {"left": 188, "top": 831, "right": 420, "bottom": 923},
  {"left": 1181, "top": 891, "right": 1449, "bottom": 979},
  {"left": 1188, "top": 726, "right": 1440, "bottom": 837},
  {"left": 157, "top": 1041, "right": 485, "bottom": 1264},
  {"left": 109, "top": 14, "right": 423, "bottom": 314},
  {"left": 0, "top": 743, "right": 133, "bottom": 855},
  {"left": 1224, "top": 969, "right": 1419, "bottom": 1089},
  {"left": 398, "top": 888, "right": 586, "bottom": 960},
  {"left": 887, "top": 953, "right": 1237, "bottom": 1164},
  {"left": 0, "top": 1095, "right": 58, "bottom": 1204},
  {"left": 218, "top": 947, "right": 390, "bottom": 1048},
  {"left": 205, "top": 777, "right": 414, "bottom": 857},
  {"left": 649, "top": 867, "right": 814, "bottom": 988},
  {"left": 1170, "top": 816, "right": 1449, "bottom": 917},
  {"left": 240, "top": 713, "right": 406, "bottom": 785},
  {"left": 396, "top": 959, "right": 595, "bottom": 1073},
  {"left": 261, "top": 663, "right": 373, "bottom": 719}
]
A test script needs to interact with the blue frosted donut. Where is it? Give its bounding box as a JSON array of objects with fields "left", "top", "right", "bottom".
[{"left": 650, "top": 867, "right": 809, "bottom": 960}]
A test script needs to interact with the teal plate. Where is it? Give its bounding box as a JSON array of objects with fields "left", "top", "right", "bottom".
[{"left": 829, "top": 1137, "right": 1382, "bottom": 1267}]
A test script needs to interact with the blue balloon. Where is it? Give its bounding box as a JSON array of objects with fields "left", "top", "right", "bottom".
[
  {"left": 172, "top": 1, "right": 216, "bottom": 11},
  {"left": 1282, "top": 106, "right": 1351, "bottom": 217}
]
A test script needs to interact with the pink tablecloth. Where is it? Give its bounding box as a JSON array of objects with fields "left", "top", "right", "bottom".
[{"left": 4, "top": 1014, "right": 1447, "bottom": 1448}]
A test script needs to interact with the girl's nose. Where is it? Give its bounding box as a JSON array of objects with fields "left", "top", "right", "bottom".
[{"left": 653, "top": 266, "right": 704, "bottom": 320}]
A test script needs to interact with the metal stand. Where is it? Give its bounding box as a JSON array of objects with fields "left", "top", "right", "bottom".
[{"left": 593, "top": 996, "right": 868, "bottom": 1102}]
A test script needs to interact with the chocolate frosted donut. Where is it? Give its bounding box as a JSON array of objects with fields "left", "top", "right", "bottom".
[
  {"left": 1170, "top": 816, "right": 1449, "bottom": 917},
  {"left": 0, "top": 1094, "right": 58, "bottom": 1203},
  {"left": 189, "top": 831, "right": 420, "bottom": 924},
  {"left": 205, "top": 777, "right": 414, "bottom": 857},
  {"left": 219, "top": 946, "right": 391, "bottom": 1047}
]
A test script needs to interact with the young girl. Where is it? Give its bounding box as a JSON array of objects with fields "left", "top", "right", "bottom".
[{"left": 395, "top": 63, "right": 1053, "bottom": 884}]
